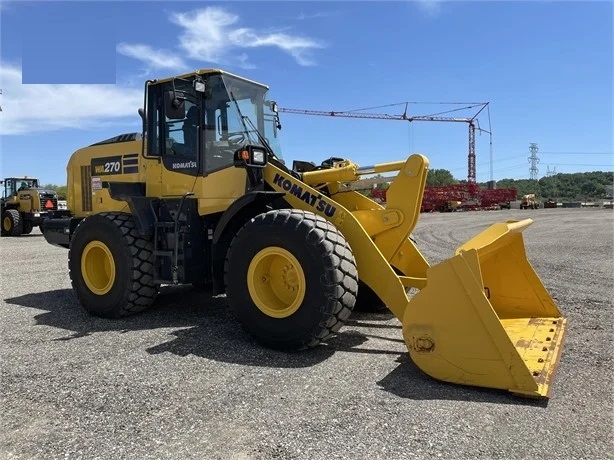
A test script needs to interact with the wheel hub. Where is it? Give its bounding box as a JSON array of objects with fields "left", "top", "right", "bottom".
[
  {"left": 81, "top": 240, "right": 116, "bottom": 295},
  {"left": 247, "top": 246, "right": 306, "bottom": 318}
]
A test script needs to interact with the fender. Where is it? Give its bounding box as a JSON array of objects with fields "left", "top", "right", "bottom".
[
  {"left": 212, "top": 191, "right": 286, "bottom": 244},
  {"left": 105, "top": 181, "right": 155, "bottom": 236},
  {"left": 211, "top": 190, "right": 285, "bottom": 294}
]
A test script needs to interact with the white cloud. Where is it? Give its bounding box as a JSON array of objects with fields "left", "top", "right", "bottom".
[
  {"left": 295, "top": 11, "right": 338, "bottom": 21},
  {"left": 168, "top": 7, "right": 326, "bottom": 68},
  {"left": 115, "top": 7, "right": 326, "bottom": 74},
  {"left": 416, "top": 0, "right": 442, "bottom": 16},
  {"left": 0, "top": 61, "right": 143, "bottom": 136},
  {"left": 116, "top": 43, "right": 188, "bottom": 71}
]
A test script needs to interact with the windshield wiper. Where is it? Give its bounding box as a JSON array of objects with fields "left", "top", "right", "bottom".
[
  {"left": 229, "top": 91, "right": 280, "bottom": 162},
  {"left": 228, "top": 91, "right": 253, "bottom": 141}
]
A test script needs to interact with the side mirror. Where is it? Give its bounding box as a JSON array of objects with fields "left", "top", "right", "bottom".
[
  {"left": 193, "top": 78, "right": 206, "bottom": 93},
  {"left": 266, "top": 100, "right": 278, "bottom": 113},
  {"left": 164, "top": 90, "right": 186, "bottom": 120},
  {"left": 138, "top": 108, "right": 147, "bottom": 125}
]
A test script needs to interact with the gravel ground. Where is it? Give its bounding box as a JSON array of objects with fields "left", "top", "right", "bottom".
[{"left": 1, "top": 208, "right": 612, "bottom": 460}]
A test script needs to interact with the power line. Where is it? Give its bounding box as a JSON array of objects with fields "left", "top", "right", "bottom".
[
  {"left": 538, "top": 151, "right": 613, "bottom": 155},
  {"left": 543, "top": 163, "right": 613, "bottom": 167}
]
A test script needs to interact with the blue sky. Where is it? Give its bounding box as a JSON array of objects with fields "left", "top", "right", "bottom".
[{"left": 1, "top": 0, "right": 612, "bottom": 186}]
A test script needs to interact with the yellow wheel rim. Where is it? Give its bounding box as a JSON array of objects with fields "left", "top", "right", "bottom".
[
  {"left": 3, "top": 217, "right": 11, "bottom": 231},
  {"left": 81, "top": 241, "right": 116, "bottom": 295},
  {"left": 247, "top": 246, "right": 306, "bottom": 318}
]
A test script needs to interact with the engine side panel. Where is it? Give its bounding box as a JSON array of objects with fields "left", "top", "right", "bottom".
[{"left": 67, "top": 139, "right": 147, "bottom": 218}]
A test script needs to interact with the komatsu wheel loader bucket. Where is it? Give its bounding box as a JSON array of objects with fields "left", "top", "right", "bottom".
[{"left": 402, "top": 218, "right": 567, "bottom": 398}]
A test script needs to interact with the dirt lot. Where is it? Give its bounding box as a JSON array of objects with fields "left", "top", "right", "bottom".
[{"left": 1, "top": 208, "right": 612, "bottom": 460}]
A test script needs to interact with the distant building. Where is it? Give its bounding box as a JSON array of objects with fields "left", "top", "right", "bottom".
[{"left": 606, "top": 185, "right": 614, "bottom": 199}]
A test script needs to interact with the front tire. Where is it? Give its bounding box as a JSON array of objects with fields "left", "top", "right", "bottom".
[
  {"left": 22, "top": 221, "right": 33, "bottom": 235},
  {"left": 2, "top": 209, "right": 23, "bottom": 236},
  {"left": 68, "top": 212, "right": 158, "bottom": 318},
  {"left": 353, "top": 280, "right": 411, "bottom": 313},
  {"left": 353, "top": 281, "right": 389, "bottom": 313},
  {"left": 224, "top": 209, "right": 358, "bottom": 351}
]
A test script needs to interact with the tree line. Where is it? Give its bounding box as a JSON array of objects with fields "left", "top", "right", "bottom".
[
  {"left": 480, "top": 171, "right": 614, "bottom": 201},
  {"left": 425, "top": 169, "right": 613, "bottom": 201}
]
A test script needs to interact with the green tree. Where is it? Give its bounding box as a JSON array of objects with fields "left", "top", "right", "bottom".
[
  {"left": 42, "top": 184, "right": 67, "bottom": 200},
  {"left": 485, "top": 171, "right": 613, "bottom": 201},
  {"left": 426, "top": 169, "right": 458, "bottom": 186}
]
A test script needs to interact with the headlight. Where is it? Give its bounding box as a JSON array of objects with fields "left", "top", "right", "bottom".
[{"left": 252, "top": 150, "right": 265, "bottom": 164}]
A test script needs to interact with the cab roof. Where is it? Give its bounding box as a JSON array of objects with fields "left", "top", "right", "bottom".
[
  {"left": 150, "top": 68, "right": 270, "bottom": 90},
  {"left": 2, "top": 177, "right": 39, "bottom": 181}
]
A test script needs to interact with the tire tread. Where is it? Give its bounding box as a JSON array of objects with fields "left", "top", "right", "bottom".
[
  {"left": 224, "top": 209, "right": 358, "bottom": 350},
  {"left": 68, "top": 211, "right": 157, "bottom": 317}
]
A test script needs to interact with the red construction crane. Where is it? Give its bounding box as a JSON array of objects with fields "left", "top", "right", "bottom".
[{"left": 278, "top": 102, "right": 492, "bottom": 184}]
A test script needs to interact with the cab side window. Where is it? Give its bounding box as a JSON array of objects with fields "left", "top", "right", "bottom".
[{"left": 163, "top": 85, "right": 199, "bottom": 159}]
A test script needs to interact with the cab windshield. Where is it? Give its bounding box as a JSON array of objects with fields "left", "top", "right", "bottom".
[
  {"left": 2, "top": 178, "right": 39, "bottom": 198},
  {"left": 206, "top": 74, "right": 284, "bottom": 162}
]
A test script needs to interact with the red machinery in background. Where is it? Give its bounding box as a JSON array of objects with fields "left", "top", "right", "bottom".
[{"left": 370, "top": 183, "right": 517, "bottom": 212}]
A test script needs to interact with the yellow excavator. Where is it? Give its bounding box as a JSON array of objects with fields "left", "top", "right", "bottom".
[{"left": 42, "top": 69, "right": 567, "bottom": 398}]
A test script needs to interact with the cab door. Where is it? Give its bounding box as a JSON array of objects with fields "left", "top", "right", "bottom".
[{"left": 144, "top": 81, "right": 202, "bottom": 199}]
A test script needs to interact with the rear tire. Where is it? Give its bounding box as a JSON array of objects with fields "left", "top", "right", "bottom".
[
  {"left": 68, "top": 212, "right": 158, "bottom": 318},
  {"left": 224, "top": 209, "right": 358, "bottom": 351},
  {"left": 1, "top": 209, "right": 23, "bottom": 236}
]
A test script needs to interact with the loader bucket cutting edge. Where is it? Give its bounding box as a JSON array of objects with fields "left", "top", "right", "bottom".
[{"left": 402, "top": 219, "right": 568, "bottom": 398}]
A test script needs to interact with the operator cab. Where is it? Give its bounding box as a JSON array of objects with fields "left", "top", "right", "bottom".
[
  {"left": 1, "top": 177, "right": 39, "bottom": 198},
  {"left": 142, "top": 69, "right": 284, "bottom": 176}
]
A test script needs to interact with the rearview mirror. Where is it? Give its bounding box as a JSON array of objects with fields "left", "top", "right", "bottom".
[
  {"left": 193, "top": 77, "right": 206, "bottom": 93},
  {"left": 266, "top": 100, "right": 278, "bottom": 113},
  {"left": 164, "top": 90, "right": 186, "bottom": 120}
]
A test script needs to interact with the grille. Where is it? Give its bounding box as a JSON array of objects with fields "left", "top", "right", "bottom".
[
  {"left": 81, "top": 165, "right": 92, "bottom": 212},
  {"left": 39, "top": 195, "right": 58, "bottom": 211}
]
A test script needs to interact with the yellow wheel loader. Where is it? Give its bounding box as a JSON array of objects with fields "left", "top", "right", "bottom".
[
  {"left": 42, "top": 69, "right": 567, "bottom": 398},
  {"left": 1, "top": 177, "right": 59, "bottom": 236}
]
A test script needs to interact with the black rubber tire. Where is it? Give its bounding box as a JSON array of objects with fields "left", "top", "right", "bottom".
[
  {"left": 353, "top": 281, "right": 390, "bottom": 313},
  {"left": 1, "top": 209, "right": 23, "bottom": 236},
  {"left": 22, "top": 221, "right": 33, "bottom": 235},
  {"left": 353, "top": 280, "right": 411, "bottom": 313},
  {"left": 68, "top": 212, "right": 158, "bottom": 318},
  {"left": 224, "top": 209, "right": 358, "bottom": 351}
]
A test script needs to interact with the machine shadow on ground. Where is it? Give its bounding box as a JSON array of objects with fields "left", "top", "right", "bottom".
[
  {"left": 5, "top": 287, "right": 388, "bottom": 368},
  {"left": 5, "top": 287, "right": 547, "bottom": 406},
  {"left": 3, "top": 234, "right": 44, "bottom": 238},
  {"left": 376, "top": 354, "right": 550, "bottom": 408}
]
